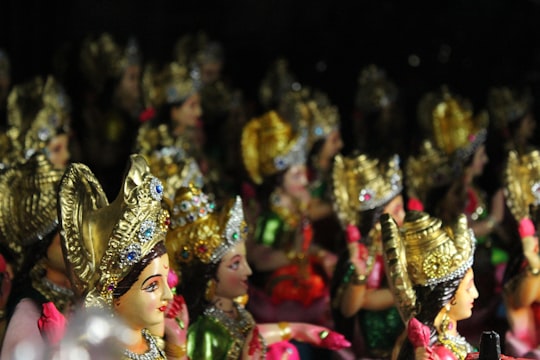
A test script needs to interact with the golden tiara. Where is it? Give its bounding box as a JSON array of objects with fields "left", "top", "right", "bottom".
[
  {"left": 165, "top": 184, "right": 248, "bottom": 270},
  {"left": 504, "top": 149, "right": 540, "bottom": 222},
  {"left": 59, "top": 154, "right": 169, "bottom": 308},
  {"left": 332, "top": 153, "right": 402, "bottom": 227},
  {"left": 381, "top": 211, "right": 475, "bottom": 321}
]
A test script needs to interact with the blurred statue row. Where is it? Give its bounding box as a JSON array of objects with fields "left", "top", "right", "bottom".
[{"left": 0, "top": 30, "right": 538, "bottom": 360}]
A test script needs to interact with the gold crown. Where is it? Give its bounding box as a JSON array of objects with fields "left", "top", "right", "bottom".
[
  {"left": 355, "top": 64, "right": 398, "bottom": 111},
  {"left": 305, "top": 91, "right": 340, "bottom": 147},
  {"left": 504, "top": 149, "right": 540, "bottom": 221},
  {"left": 418, "top": 86, "right": 488, "bottom": 160},
  {"left": 146, "top": 149, "right": 204, "bottom": 202},
  {"left": 80, "top": 33, "right": 141, "bottom": 93},
  {"left": 0, "top": 49, "right": 9, "bottom": 77},
  {"left": 487, "top": 86, "right": 532, "bottom": 129},
  {"left": 381, "top": 211, "right": 475, "bottom": 321},
  {"left": 0, "top": 154, "right": 64, "bottom": 272},
  {"left": 332, "top": 153, "right": 402, "bottom": 227},
  {"left": 173, "top": 31, "right": 224, "bottom": 67},
  {"left": 259, "top": 58, "right": 300, "bottom": 110},
  {"left": 241, "top": 111, "right": 307, "bottom": 184},
  {"left": 142, "top": 61, "right": 201, "bottom": 109},
  {"left": 6, "top": 76, "right": 70, "bottom": 164},
  {"left": 405, "top": 140, "right": 462, "bottom": 204},
  {"left": 165, "top": 184, "right": 248, "bottom": 271},
  {"left": 59, "top": 154, "right": 169, "bottom": 308}
]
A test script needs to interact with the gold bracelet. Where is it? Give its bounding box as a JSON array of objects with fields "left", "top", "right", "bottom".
[
  {"left": 166, "top": 342, "right": 187, "bottom": 358},
  {"left": 278, "top": 322, "right": 292, "bottom": 341},
  {"left": 351, "top": 272, "right": 367, "bottom": 286}
]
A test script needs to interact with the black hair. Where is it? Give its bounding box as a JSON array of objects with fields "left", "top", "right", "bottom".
[
  {"left": 177, "top": 258, "right": 220, "bottom": 323},
  {"left": 113, "top": 241, "right": 167, "bottom": 299},
  {"left": 396, "top": 276, "right": 463, "bottom": 360}
]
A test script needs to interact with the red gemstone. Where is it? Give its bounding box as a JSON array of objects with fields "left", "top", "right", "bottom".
[
  {"left": 364, "top": 194, "right": 371, "bottom": 201},
  {"left": 165, "top": 217, "right": 171, "bottom": 226},
  {"left": 198, "top": 244, "right": 207, "bottom": 253}
]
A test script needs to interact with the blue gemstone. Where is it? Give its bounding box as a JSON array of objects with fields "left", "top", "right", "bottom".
[
  {"left": 156, "top": 184, "right": 163, "bottom": 194},
  {"left": 144, "top": 229, "right": 153, "bottom": 238},
  {"left": 182, "top": 250, "right": 189, "bottom": 259},
  {"left": 127, "top": 251, "right": 137, "bottom": 261}
]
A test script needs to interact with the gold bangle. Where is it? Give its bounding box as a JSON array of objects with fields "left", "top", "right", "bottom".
[
  {"left": 486, "top": 216, "right": 497, "bottom": 231},
  {"left": 351, "top": 271, "right": 367, "bottom": 285},
  {"left": 166, "top": 342, "right": 187, "bottom": 358},
  {"left": 278, "top": 322, "right": 292, "bottom": 341}
]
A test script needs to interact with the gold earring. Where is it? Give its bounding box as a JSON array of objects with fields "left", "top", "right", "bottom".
[
  {"left": 438, "top": 304, "right": 451, "bottom": 334},
  {"left": 205, "top": 279, "right": 216, "bottom": 301}
]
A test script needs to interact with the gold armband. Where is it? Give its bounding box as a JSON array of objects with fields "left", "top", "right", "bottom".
[
  {"left": 278, "top": 321, "right": 292, "bottom": 341},
  {"left": 351, "top": 272, "right": 367, "bottom": 286},
  {"left": 166, "top": 342, "right": 187, "bottom": 359}
]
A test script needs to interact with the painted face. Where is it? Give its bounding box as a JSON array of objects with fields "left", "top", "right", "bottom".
[
  {"left": 319, "top": 130, "right": 343, "bottom": 167},
  {"left": 215, "top": 241, "right": 252, "bottom": 300},
  {"left": 47, "top": 133, "right": 70, "bottom": 169},
  {"left": 383, "top": 195, "right": 405, "bottom": 226},
  {"left": 115, "top": 254, "right": 173, "bottom": 331},
  {"left": 116, "top": 64, "right": 141, "bottom": 113},
  {"left": 439, "top": 179, "right": 467, "bottom": 223},
  {"left": 282, "top": 164, "right": 310, "bottom": 206},
  {"left": 201, "top": 61, "right": 222, "bottom": 85},
  {"left": 171, "top": 93, "right": 202, "bottom": 137},
  {"left": 447, "top": 268, "right": 478, "bottom": 322},
  {"left": 518, "top": 112, "right": 536, "bottom": 141},
  {"left": 468, "top": 144, "right": 488, "bottom": 178}
]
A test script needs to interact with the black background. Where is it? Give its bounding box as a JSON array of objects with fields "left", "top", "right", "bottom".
[{"left": 2, "top": 0, "right": 540, "bottom": 148}]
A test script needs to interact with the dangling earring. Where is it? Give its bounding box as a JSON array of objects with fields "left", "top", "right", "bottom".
[
  {"left": 205, "top": 279, "right": 216, "bottom": 301},
  {"left": 438, "top": 303, "right": 452, "bottom": 334}
]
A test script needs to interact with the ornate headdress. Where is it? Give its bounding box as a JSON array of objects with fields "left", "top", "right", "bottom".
[
  {"left": 241, "top": 111, "right": 307, "bottom": 185},
  {"left": 165, "top": 184, "right": 248, "bottom": 271},
  {"left": 332, "top": 153, "right": 402, "bottom": 227},
  {"left": 381, "top": 211, "right": 476, "bottom": 322},
  {"left": 0, "top": 154, "right": 64, "bottom": 272},
  {"left": 173, "top": 32, "right": 224, "bottom": 67},
  {"left": 59, "top": 154, "right": 169, "bottom": 308},
  {"left": 6, "top": 76, "right": 71, "bottom": 164},
  {"left": 418, "top": 86, "right": 488, "bottom": 161},
  {"left": 259, "top": 58, "right": 301, "bottom": 110},
  {"left": 142, "top": 61, "right": 201, "bottom": 110},
  {"left": 305, "top": 90, "right": 340, "bottom": 147},
  {"left": 146, "top": 148, "right": 204, "bottom": 202},
  {"left": 487, "top": 86, "right": 532, "bottom": 130},
  {"left": 504, "top": 149, "right": 540, "bottom": 221},
  {"left": 80, "top": 33, "right": 142, "bottom": 93},
  {"left": 355, "top": 64, "right": 398, "bottom": 112},
  {"left": 405, "top": 140, "right": 462, "bottom": 206}
]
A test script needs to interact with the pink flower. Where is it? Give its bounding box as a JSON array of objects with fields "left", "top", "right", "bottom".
[{"left": 38, "top": 302, "right": 66, "bottom": 346}]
